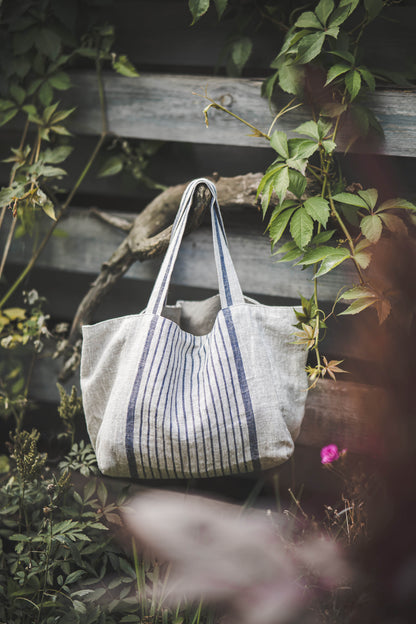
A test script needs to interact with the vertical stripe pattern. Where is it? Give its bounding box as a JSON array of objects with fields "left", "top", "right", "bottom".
[{"left": 123, "top": 179, "right": 260, "bottom": 478}]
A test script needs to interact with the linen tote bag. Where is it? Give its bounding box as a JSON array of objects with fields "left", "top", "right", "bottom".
[{"left": 80, "top": 178, "right": 308, "bottom": 479}]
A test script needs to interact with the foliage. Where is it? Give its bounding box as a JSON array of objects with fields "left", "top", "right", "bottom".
[
  {"left": 0, "top": 386, "right": 217, "bottom": 624},
  {"left": 192, "top": 0, "right": 416, "bottom": 384}
]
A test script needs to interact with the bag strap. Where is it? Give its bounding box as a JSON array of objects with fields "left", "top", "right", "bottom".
[{"left": 147, "top": 178, "right": 244, "bottom": 316}]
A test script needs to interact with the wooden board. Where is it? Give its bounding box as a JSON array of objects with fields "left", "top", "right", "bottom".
[
  {"left": 65, "top": 71, "right": 416, "bottom": 157},
  {"left": 106, "top": 1, "right": 415, "bottom": 76},
  {"left": 28, "top": 349, "right": 385, "bottom": 457},
  {"left": 3, "top": 207, "right": 356, "bottom": 303}
]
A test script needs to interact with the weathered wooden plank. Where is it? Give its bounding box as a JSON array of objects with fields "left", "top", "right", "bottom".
[
  {"left": 107, "top": 1, "right": 415, "bottom": 76},
  {"left": 65, "top": 72, "right": 416, "bottom": 157},
  {"left": 28, "top": 351, "right": 384, "bottom": 457},
  {"left": 3, "top": 208, "right": 355, "bottom": 303}
]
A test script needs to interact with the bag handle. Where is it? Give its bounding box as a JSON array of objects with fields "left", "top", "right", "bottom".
[{"left": 147, "top": 178, "right": 244, "bottom": 316}]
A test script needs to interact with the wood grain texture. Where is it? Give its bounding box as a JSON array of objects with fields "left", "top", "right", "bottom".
[
  {"left": 3, "top": 206, "right": 355, "bottom": 303},
  {"left": 63, "top": 72, "right": 416, "bottom": 157}
]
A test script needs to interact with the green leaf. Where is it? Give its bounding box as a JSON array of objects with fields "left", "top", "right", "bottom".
[
  {"left": 303, "top": 196, "right": 330, "bottom": 227},
  {"left": 329, "top": 49, "right": 355, "bottom": 64},
  {"left": 41, "top": 202, "right": 57, "bottom": 221},
  {"left": 358, "top": 67, "right": 375, "bottom": 91},
  {"left": 98, "top": 155, "right": 124, "bottom": 178},
  {"left": 325, "top": 26, "right": 340, "bottom": 38},
  {"left": 10, "top": 84, "right": 25, "bottom": 105},
  {"left": 272, "top": 166, "right": 290, "bottom": 205},
  {"left": 297, "top": 32, "right": 326, "bottom": 64},
  {"left": 290, "top": 207, "right": 314, "bottom": 249},
  {"left": 278, "top": 63, "right": 304, "bottom": 95},
  {"left": 358, "top": 188, "right": 378, "bottom": 210},
  {"left": 36, "top": 28, "right": 61, "bottom": 59},
  {"left": 314, "top": 247, "right": 350, "bottom": 277},
  {"left": 320, "top": 102, "right": 348, "bottom": 117},
  {"left": 317, "top": 119, "right": 333, "bottom": 138},
  {"left": 339, "top": 297, "right": 377, "bottom": 315},
  {"left": 296, "top": 245, "right": 336, "bottom": 266},
  {"left": 289, "top": 138, "right": 319, "bottom": 159},
  {"left": 97, "top": 480, "right": 108, "bottom": 505},
  {"left": 50, "top": 125, "right": 71, "bottom": 136},
  {"left": 262, "top": 71, "right": 279, "bottom": 100},
  {"left": 49, "top": 72, "right": 71, "bottom": 90},
  {"left": 288, "top": 169, "right": 307, "bottom": 199},
  {"left": 0, "top": 107, "right": 18, "bottom": 126},
  {"left": 322, "top": 140, "right": 336, "bottom": 153},
  {"left": 294, "top": 120, "right": 319, "bottom": 140},
  {"left": 269, "top": 206, "right": 297, "bottom": 246},
  {"left": 42, "top": 145, "right": 73, "bottom": 163},
  {"left": 361, "top": 214, "right": 382, "bottom": 243},
  {"left": 112, "top": 55, "right": 139, "bottom": 78},
  {"left": 276, "top": 247, "right": 303, "bottom": 263},
  {"left": 13, "top": 29, "right": 36, "bottom": 55},
  {"left": 315, "top": 0, "right": 335, "bottom": 26},
  {"left": 312, "top": 229, "right": 335, "bottom": 244},
  {"left": 294, "top": 12, "right": 322, "bottom": 29},
  {"left": 0, "top": 99, "right": 15, "bottom": 112},
  {"left": 379, "top": 213, "right": 408, "bottom": 236},
  {"left": 39, "top": 165, "right": 67, "bottom": 178},
  {"left": 364, "top": 0, "right": 384, "bottom": 20},
  {"left": 377, "top": 198, "right": 416, "bottom": 212},
  {"left": 345, "top": 69, "right": 361, "bottom": 101},
  {"left": 43, "top": 101, "right": 59, "bottom": 123},
  {"left": 189, "top": 0, "right": 210, "bottom": 24},
  {"left": 329, "top": 3, "right": 355, "bottom": 27},
  {"left": 332, "top": 192, "right": 369, "bottom": 209},
  {"left": 269, "top": 199, "right": 298, "bottom": 224},
  {"left": 341, "top": 285, "right": 377, "bottom": 300},
  {"left": 270, "top": 130, "right": 289, "bottom": 158},
  {"left": 214, "top": 0, "right": 228, "bottom": 19},
  {"left": 39, "top": 81, "right": 53, "bottom": 107},
  {"left": 325, "top": 63, "right": 350, "bottom": 86},
  {"left": 231, "top": 37, "right": 253, "bottom": 73},
  {"left": 50, "top": 107, "right": 75, "bottom": 124},
  {"left": 354, "top": 250, "right": 372, "bottom": 268},
  {"left": 66, "top": 570, "right": 86, "bottom": 585}
]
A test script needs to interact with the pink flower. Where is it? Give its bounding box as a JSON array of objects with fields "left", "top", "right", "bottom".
[{"left": 320, "top": 444, "right": 346, "bottom": 464}]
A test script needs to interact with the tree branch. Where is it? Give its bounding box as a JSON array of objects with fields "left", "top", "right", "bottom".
[{"left": 59, "top": 173, "right": 262, "bottom": 380}]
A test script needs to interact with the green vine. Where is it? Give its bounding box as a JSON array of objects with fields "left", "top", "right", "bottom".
[{"left": 191, "top": 0, "right": 416, "bottom": 385}]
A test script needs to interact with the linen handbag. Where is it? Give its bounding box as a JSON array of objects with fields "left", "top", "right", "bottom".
[{"left": 80, "top": 178, "right": 308, "bottom": 479}]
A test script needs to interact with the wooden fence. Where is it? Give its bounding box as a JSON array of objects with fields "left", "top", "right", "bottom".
[{"left": 1, "top": 0, "right": 415, "bottom": 484}]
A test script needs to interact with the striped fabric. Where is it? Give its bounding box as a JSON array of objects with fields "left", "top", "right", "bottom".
[{"left": 80, "top": 179, "right": 308, "bottom": 479}]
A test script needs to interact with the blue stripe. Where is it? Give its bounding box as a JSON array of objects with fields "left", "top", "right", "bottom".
[
  {"left": 196, "top": 345, "right": 208, "bottom": 475},
  {"left": 125, "top": 315, "right": 158, "bottom": 478},
  {"left": 201, "top": 342, "right": 218, "bottom": 476},
  {"left": 213, "top": 331, "right": 241, "bottom": 473},
  {"left": 146, "top": 320, "right": 173, "bottom": 478},
  {"left": 172, "top": 333, "right": 188, "bottom": 477},
  {"left": 188, "top": 335, "right": 201, "bottom": 477},
  {"left": 160, "top": 329, "right": 181, "bottom": 477},
  {"left": 205, "top": 349, "right": 225, "bottom": 475},
  {"left": 223, "top": 308, "right": 260, "bottom": 470},
  {"left": 166, "top": 329, "right": 182, "bottom": 478},
  {"left": 208, "top": 338, "right": 232, "bottom": 474},
  {"left": 181, "top": 335, "right": 194, "bottom": 476},
  {"left": 213, "top": 210, "right": 232, "bottom": 307},
  {"left": 218, "top": 323, "right": 249, "bottom": 470}
]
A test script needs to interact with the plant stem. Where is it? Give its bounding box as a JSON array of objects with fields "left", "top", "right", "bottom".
[
  {"left": 0, "top": 59, "right": 108, "bottom": 310},
  {"left": 193, "top": 91, "right": 270, "bottom": 140},
  {"left": 328, "top": 190, "right": 365, "bottom": 283},
  {"left": 0, "top": 119, "right": 31, "bottom": 277}
]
